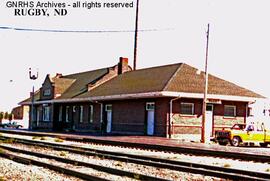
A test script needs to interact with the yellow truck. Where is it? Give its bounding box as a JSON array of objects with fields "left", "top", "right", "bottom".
[{"left": 215, "top": 122, "right": 270, "bottom": 147}]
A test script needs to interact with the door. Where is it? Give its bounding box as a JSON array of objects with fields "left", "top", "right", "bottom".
[
  {"left": 105, "top": 105, "right": 112, "bottom": 133},
  {"left": 205, "top": 104, "right": 214, "bottom": 141},
  {"left": 146, "top": 102, "right": 155, "bottom": 135},
  {"left": 106, "top": 111, "right": 112, "bottom": 133},
  {"left": 147, "top": 110, "right": 154, "bottom": 135}
]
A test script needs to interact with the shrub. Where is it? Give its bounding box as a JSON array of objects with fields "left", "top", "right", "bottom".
[
  {"left": 223, "top": 163, "right": 231, "bottom": 168},
  {"left": 54, "top": 138, "right": 64, "bottom": 143}
]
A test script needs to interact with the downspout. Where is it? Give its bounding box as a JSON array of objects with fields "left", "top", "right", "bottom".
[
  {"left": 169, "top": 96, "right": 181, "bottom": 138},
  {"left": 246, "top": 100, "right": 256, "bottom": 124}
]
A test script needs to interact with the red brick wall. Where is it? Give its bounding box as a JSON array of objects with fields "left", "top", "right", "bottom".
[
  {"left": 101, "top": 98, "right": 169, "bottom": 136},
  {"left": 107, "top": 100, "right": 146, "bottom": 134},
  {"left": 31, "top": 96, "right": 248, "bottom": 137},
  {"left": 12, "top": 106, "right": 23, "bottom": 120},
  {"left": 52, "top": 103, "right": 101, "bottom": 132},
  {"left": 171, "top": 98, "right": 247, "bottom": 135},
  {"left": 155, "top": 98, "right": 170, "bottom": 136},
  {"left": 74, "top": 103, "right": 101, "bottom": 131}
]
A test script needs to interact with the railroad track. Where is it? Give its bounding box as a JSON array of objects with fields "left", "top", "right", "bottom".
[
  {"left": 1, "top": 130, "right": 270, "bottom": 163},
  {"left": 0, "top": 144, "right": 168, "bottom": 181},
  {"left": 0, "top": 135, "right": 270, "bottom": 180}
]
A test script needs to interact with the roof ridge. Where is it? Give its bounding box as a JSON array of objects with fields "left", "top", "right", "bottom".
[
  {"left": 163, "top": 63, "right": 183, "bottom": 91},
  {"left": 138, "top": 62, "right": 182, "bottom": 71},
  {"left": 63, "top": 66, "right": 110, "bottom": 78}
]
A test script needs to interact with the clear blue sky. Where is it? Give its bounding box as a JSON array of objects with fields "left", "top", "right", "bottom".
[{"left": 0, "top": 0, "right": 270, "bottom": 111}]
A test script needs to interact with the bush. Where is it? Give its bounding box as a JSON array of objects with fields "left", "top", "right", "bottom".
[{"left": 54, "top": 138, "right": 64, "bottom": 143}]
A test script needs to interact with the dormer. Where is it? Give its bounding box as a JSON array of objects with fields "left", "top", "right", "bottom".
[{"left": 40, "top": 74, "right": 54, "bottom": 100}]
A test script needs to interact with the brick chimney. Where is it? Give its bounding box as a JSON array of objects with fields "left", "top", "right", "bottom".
[
  {"left": 55, "top": 73, "right": 63, "bottom": 78},
  {"left": 118, "top": 57, "right": 129, "bottom": 75}
]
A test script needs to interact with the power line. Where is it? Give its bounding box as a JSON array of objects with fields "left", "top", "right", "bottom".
[{"left": 0, "top": 25, "right": 173, "bottom": 33}]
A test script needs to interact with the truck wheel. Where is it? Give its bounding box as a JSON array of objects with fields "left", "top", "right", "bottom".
[
  {"left": 260, "top": 143, "right": 268, "bottom": 147},
  {"left": 218, "top": 141, "right": 227, "bottom": 146},
  {"left": 231, "top": 137, "right": 241, "bottom": 147},
  {"left": 218, "top": 139, "right": 228, "bottom": 146}
]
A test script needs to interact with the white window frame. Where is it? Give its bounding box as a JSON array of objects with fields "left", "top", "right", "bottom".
[
  {"left": 59, "top": 106, "right": 62, "bottom": 122},
  {"left": 224, "top": 105, "right": 236, "bottom": 117},
  {"left": 43, "top": 89, "right": 51, "bottom": 96},
  {"left": 89, "top": 105, "right": 94, "bottom": 123},
  {"left": 79, "top": 106, "right": 83, "bottom": 123},
  {"left": 66, "top": 106, "right": 69, "bottom": 122},
  {"left": 43, "top": 106, "right": 50, "bottom": 122},
  {"left": 146, "top": 102, "right": 155, "bottom": 111},
  {"left": 36, "top": 107, "right": 40, "bottom": 121},
  {"left": 180, "top": 103, "right": 194, "bottom": 115},
  {"left": 105, "top": 104, "right": 112, "bottom": 112}
]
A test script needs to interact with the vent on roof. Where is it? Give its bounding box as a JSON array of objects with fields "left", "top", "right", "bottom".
[{"left": 196, "top": 69, "right": 201, "bottom": 75}]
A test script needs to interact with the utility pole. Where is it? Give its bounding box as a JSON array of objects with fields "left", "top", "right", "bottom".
[
  {"left": 133, "top": 0, "right": 139, "bottom": 70},
  {"left": 29, "top": 68, "right": 38, "bottom": 130},
  {"left": 201, "top": 24, "right": 210, "bottom": 143}
]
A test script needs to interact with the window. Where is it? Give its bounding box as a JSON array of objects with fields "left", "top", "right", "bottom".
[
  {"left": 66, "top": 106, "right": 69, "bottom": 122},
  {"left": 43, "top": 89, "right": 51, "bottom": 96},
  {"left": 180, "top": 103, "right": 194, "bottom": 115},
  {"left": 146, "top": 102, "right": 155, "bottom": 110},
  {"left": 59, "top": 106, "right": 62, "bottom": 122},
  {"left": 36, "top": 107, "right": 42, "bottom": 122},
  {"left": 43, "top": 106, "right": 50, "bottom": 121},
  {"left": 105, "top": 104, "right": 112, "bottom": 111},
  {"left": 224, "top": 105, "right": 236, "bottom": 117},
  {"left": 79, "top": 106, "right": 83, "bottom": 123},
  {"left": 89, "top": 105, "right": 94, "bottom": 123}
]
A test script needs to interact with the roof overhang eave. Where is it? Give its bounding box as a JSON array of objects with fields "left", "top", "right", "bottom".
[
  {"left": 19, "top": 91, "right": 263, "bottom": 105},
  {"left": 162, "top": 91, "right": 262, "bottom": 103}
]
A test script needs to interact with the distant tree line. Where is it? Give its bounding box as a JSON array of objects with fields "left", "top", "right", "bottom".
[{"left": 0, "top": 112, "right": 13, "bottom": 123}]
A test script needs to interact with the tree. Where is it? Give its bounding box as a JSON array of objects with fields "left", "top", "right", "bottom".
[
  {"left": 8, "top": 113, "right": 13, "bottom": 121},
  {"left": 0, "top": 112, "right": 3, "bottom": 123},
  {"left": 4, "top": 112, "right": 8, "bottom": 120}
]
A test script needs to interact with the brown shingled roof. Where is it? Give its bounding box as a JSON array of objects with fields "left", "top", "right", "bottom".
[
  {"left": 77, "top": 63, "right": 263, "bottom": 99},
  {"left": 165, "top": 63, "right": 263, "bottom": 98},
  {"left": 19, "top": 67, "right": 109, "bottom": 104},
  {"left": 77, "top": 63, "right": 181, "bottom": 98},
  {"left": 55, "top": 68, "right": 108, "bottom": 99},
  {"left": 52, "top": 78, "right": 75, "bottom": 96},
  {"left": 19, "top": 90, "right": 41, "bottom": 104}
]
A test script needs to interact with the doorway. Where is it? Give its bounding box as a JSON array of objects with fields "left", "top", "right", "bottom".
[
  {"left": 105, "top": 104, "right": 112, "bottom": 133},
  {"left": 205, "top": 104, "right": 214, "bottom": 139},
  {"left": 146, "top": 102, "right": 155, "bottom": 135}
]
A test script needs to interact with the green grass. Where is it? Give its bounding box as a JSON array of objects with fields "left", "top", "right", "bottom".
[
  {"left": 54, "top": 138, "right": 64, "bottom": 143},
  {"left": 32, "top": 136, "right": 41, "bottom": 140},
  {"left": 223, "top": 163, "right": 231, "bottom": 168},
  {"left": 2, "top": 138, "right": 15, "bottom": 144},
  {"left": 40, "top": 137, "right": 48, "bottom": 141},
  {"left": 59, "top": 151, "right": 67, "bottom": 157},
  {"left": 0, "top": 148, "right": 5, "bottom": 154}
]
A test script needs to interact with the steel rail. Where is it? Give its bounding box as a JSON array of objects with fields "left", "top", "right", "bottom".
[
  {"left": 0, "top": 144, "right": 169, "bottom": 181},
  {"left": 0, "top": 150, "right": 108, "bottom": 181},
  {"left": 1, "top": 136, "right": 270, "bottom": 181},
  {"left": 0, "top": 129, "right": 270, "bottom": 163}
]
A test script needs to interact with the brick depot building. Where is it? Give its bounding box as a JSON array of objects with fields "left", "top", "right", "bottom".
[{"left": 20, "top": 58, "right": 263, "bottom": 138}]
